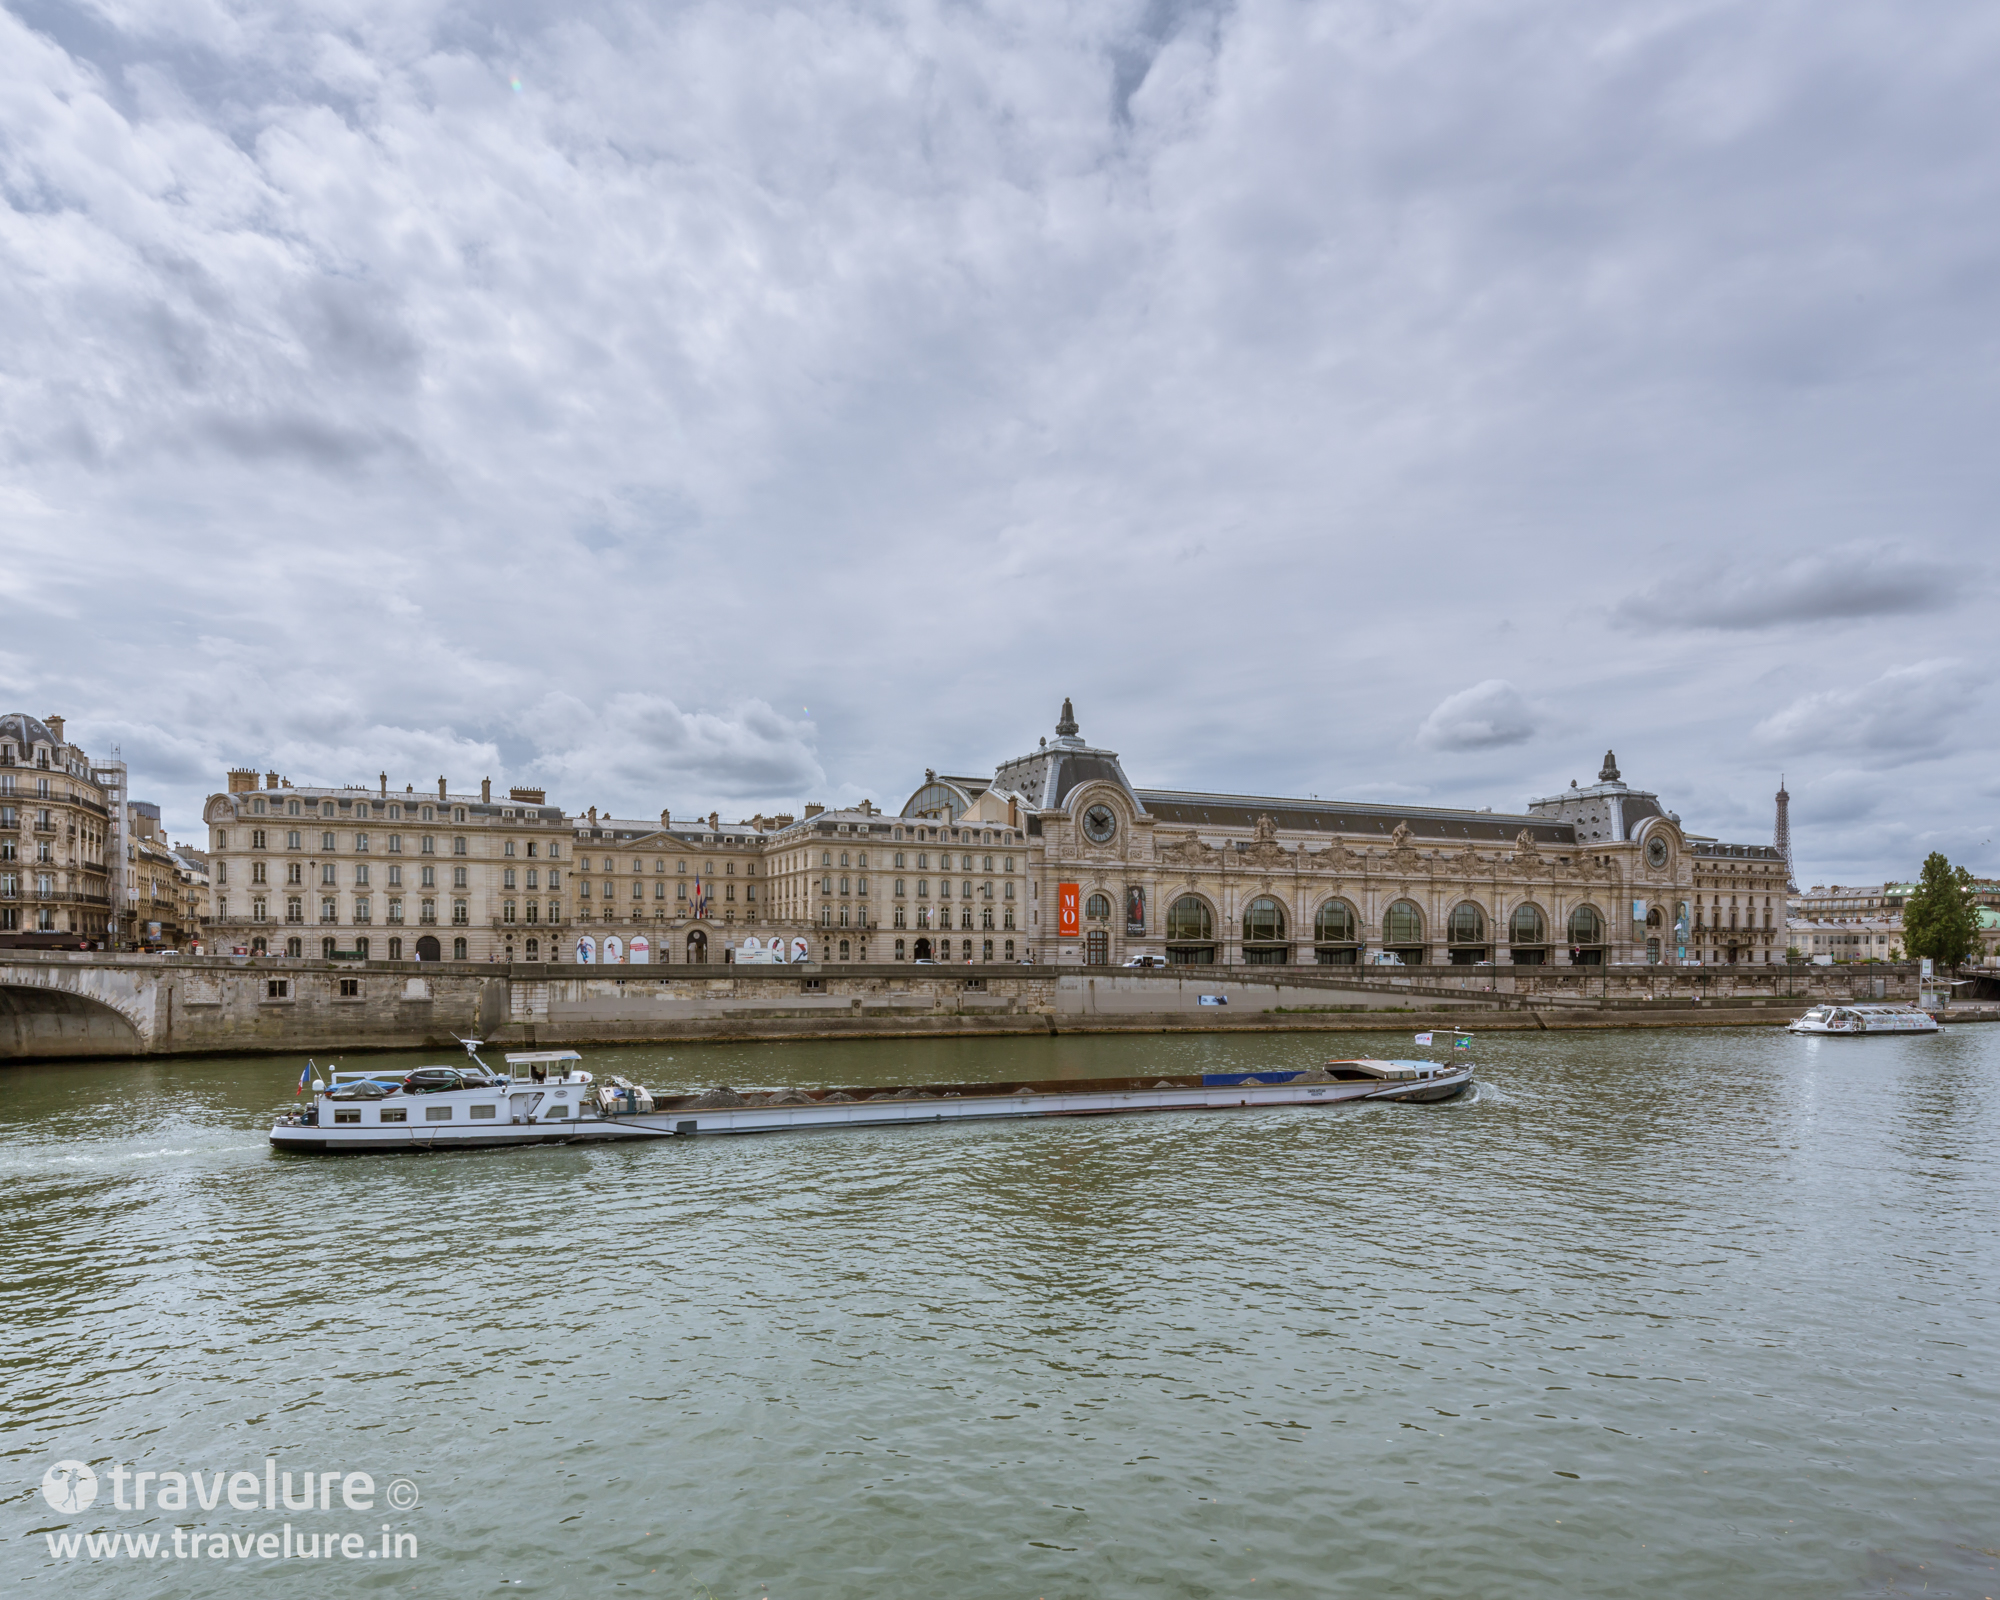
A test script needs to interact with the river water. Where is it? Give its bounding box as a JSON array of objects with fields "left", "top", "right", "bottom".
[{"left": 4, "top": 1026, "right": 1997, "bottom": 1598}]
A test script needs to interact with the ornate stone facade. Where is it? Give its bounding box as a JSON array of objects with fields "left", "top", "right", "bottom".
[
  {"left": 0, "top": 713, "right": 112, "bottom": 947},
  {"left": 203, "top": 772, "right": 572, "bottom": 962},
  {"left": 956, "top": 704, "right": 1788, "bottom": 969}
]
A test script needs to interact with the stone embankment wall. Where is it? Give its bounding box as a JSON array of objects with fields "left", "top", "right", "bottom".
[{"left": 0, "top": 952, "right": 1949, "bottom": 1063}]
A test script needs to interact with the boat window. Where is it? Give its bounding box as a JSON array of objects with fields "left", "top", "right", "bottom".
[
  {"left": 545, "top": 1104, "right": 570, "bottom": 1119},
  {"left": 380, "top": 1109, "right": 407, "bottom": 1124},
  {"left": 470, "top": 1105, "right": 497, "bottom": 1119},
  {"left": 333, "top": 1110, "right": 360, "bottom": 1124},
  {"left": 425, "top": 1106, "right": 452, "bottom": 1121}
]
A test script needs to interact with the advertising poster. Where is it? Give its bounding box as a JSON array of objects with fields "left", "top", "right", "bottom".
[
  {"left": 1126, "top": 885, "right": 1146, "bottom": 935},
  {"left": 630, "top": 935, "right": 650, "bottom": 964},
  {"left": 604, "top": 935, "right": 624, "bottom": 964},
  {"left": 1058, "top": 882, "right": 1080, "bottom": 938},
  {"left": 575, "top": 936, "right": 596, "bottom": 963},
  {"left": 791, "top": 936, "right": 810, "bottom": 961}
]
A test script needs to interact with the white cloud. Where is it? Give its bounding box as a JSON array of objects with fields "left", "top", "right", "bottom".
[
  {"left": 1416, "top": 681, "right": 1542, "bottom": 752},
  {"left": 517, "top": 695, "right": 823, "bottom": 815},
  {"left": 1751, "top": 660, "right": 1972, "bottom": 758},
  {"left": 1613, "top": 542, "right": 1964, "bottom": 631}
]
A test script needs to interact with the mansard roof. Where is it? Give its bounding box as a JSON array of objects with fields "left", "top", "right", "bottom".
[
  {"left": 1135, "top": 790, "right": 1577, "bottom": 846},
  {"left": 0, "top": 712, "right": 57, "bottom": 750}
]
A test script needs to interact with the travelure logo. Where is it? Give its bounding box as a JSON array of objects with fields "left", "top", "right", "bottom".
[{"left": 42, "top": 1461, "right": 98, "bottom": 1515}]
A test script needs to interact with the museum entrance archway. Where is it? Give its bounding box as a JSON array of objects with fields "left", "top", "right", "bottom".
[
  {"left": 414, "top": 935, "right": 441, "bottom": 962},
  {"left": 686, "top": 929, "right": 708, "bottom": 963},
  {"left": 913, "top": 937, "right": 933, "bottom": 960}
]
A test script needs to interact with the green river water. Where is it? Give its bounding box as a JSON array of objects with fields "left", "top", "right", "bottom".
[{"left": 3, "top": 1026, "right": 1996, "bottom": 1598}]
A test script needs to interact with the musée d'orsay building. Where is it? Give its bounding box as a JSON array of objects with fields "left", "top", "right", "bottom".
[{"left": 202, "top": 699, "right": 1786, "bottom": 968}]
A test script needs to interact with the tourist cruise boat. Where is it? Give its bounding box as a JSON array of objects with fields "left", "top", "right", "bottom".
[
  {"left": 1787, "top": 1004, "right": 1941, "bottom": 1036},
  {"left": 270, "top": 1039, "right": 1476, "bottom": 1153}
]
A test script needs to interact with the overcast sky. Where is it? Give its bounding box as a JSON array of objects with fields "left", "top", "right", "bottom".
[{"left": 4, "top": 0, "right": 1995, "bottom": 886}]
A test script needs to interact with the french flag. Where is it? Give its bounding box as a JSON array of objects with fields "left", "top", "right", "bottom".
[{"left": 297, "top": 1062, "right": 313, "bottom": 1096}]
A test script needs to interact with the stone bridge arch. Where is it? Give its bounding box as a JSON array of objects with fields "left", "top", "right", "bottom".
[{"left": 0, "top": 961, "right": 157, "bottom": 1060}]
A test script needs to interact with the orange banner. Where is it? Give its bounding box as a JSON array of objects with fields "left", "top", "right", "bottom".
[{"left": 1057, "top": 882, "right": 1080, "bottom": 939}]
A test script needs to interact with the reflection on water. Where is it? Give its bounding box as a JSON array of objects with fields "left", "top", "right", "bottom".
[{"left": 4, "top": 1026, "right": 1997, "bottom": 1598}]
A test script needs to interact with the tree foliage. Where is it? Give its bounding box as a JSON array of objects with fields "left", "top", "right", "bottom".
[{"left": 1901, "top": 852, "right": 1981, "bottom": 970}]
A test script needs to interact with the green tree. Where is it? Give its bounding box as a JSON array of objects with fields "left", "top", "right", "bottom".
[{"left": 1901, "top": 852, "right": 1981, "bottom": 971}]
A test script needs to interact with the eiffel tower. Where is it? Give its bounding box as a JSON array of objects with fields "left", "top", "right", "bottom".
[{"left": 1774, "top": 777, "right": 1798, "bottom": 893}]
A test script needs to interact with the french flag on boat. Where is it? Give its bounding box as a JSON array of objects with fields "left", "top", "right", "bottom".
[{"left": 297, "top": 1061, "right": 313, "bottom": 1096}]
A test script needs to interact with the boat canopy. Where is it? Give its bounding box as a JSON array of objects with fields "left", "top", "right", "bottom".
[
  {"left": 504, "top": 1051, "right": 584, "bottom": 1064},
  {"left": 1327, "top": 1059, "right": 1425, "bottom": 1081}
]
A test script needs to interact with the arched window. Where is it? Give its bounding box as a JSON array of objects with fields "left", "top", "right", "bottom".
[
  {"left": 1383, "top": 900, "right": 1424, "bottom": 945},
  {"left": 1166, "top": 896, "right": 1213, "bottom": 941},
  {"left": 1447, "top": 902, "right": 1486, "bottom": 943},
  {"left": 1242, "top": 897, "right": 1286, "bottom": 942},
  {"left": 1569, "top": 905, "right": 1604, "bottom": 946},
  {"left": 1510, "top": 904, "right": 1546, "bottom": 945},
  {"left": 1315, "top": 900, "right": 1357, "bottom": 942},
  {"left": 1085, "top": 893, "right": 1111, "bottom": 921}
]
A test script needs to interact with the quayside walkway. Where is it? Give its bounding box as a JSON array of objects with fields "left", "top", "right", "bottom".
[{"left": 0, "top": 951, "right": 1944, "bottom": 1062}]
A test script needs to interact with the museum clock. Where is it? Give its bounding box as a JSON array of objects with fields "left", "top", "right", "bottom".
[
  {"left": 1646, "top": 835, "right": 1670, "bottom": 869},
  {"left": 1082, "top": 804, "right": 1117, "bottom": 844}
]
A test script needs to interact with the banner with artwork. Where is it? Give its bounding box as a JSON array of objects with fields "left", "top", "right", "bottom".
[
  {"left": 575, "top": 936, "right": 596, "bottom": 964},
  {"left": 630, "top": 935, "right": 650, "bottom": 964},
  {"left": 1058, "top": 883, "right": 1080, "bottom": 938},
  {"left": 1125, "top": 885, "right": 1146, "bottom": 935},
  {"left": 791, "top": 936, "right": 809, "bottom": 961},
  {"left": 604, "top": 935, "right": 624, "bottom": 964}
]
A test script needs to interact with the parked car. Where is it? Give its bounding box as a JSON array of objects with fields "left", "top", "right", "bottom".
[
  {"left": 1367, "top": 951, "right": 1406, "bottom": 966},
  {"left": 1122, "top": 955, "right": 1169, "bottom": 969}
]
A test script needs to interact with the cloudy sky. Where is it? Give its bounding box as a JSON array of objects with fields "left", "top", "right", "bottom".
[{"left": 3, "top": 0, "right": 1995, "bottom": 885}]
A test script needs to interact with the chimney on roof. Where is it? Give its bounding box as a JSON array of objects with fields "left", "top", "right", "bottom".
[
  {"left": 708, "top": 811, "right": 719, "bottom": 830},
  {"left": 588, "top": 806, "right": 598, "bottom": 823},
  {"left": 379, "top": 772, "right": 388, "bottom": 796},
  {"left": 45, "top": 715, "right": 65, "bottom": 743},
  {"left": 266, "top": 772, "right": 280, "bottom": 789},
  {"left": 804, "top": 803, "right": 824, "bottom": 819},
  {"left": 227, "top": 768, "right": 258, "bottom": 794},
  {"left": 438, "top": 777, "right": 448, "bottom": 802},
  {"left": 481, "top": 777, "right": 491, "bottom": 803}
]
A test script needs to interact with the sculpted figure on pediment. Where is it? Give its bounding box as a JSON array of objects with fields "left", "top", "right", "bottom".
[
  {"left": 1243, "top": 814, "right": 1290, "bottom": 868},
  {"left": 1384, "top": 820, "right": 1426, "bottom": 873}
]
